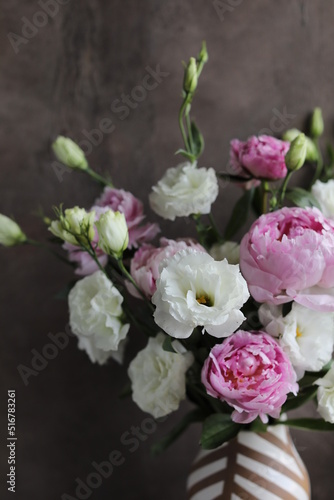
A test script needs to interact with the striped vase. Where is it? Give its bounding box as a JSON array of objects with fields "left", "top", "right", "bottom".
[{"left": 186, "top": 425, "right": 310, "bottom": 500}]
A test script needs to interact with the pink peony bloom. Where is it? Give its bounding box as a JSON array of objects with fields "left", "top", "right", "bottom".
[
  {"left": 129, "top": 238, "right": 206, "bottom": 298},
  {"left": 201, "top": 330, "right": 298, "bottom": 424},
  {"left": 94, "top": 187, "right": 159, "bottom": 249},
  {"left": 230, "top": 135, "right": 290, "bottom": 181},
  {"left": 240, "top": 207, "right": 334, "bottom": 311}
]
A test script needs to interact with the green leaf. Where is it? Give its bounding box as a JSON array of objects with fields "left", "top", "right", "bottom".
[
  {"left": 285, "top": 187, "right": 321, "bottom": 209},
  {"left": 224, "top": 189, "right": 254, "bottom": 240},
  {"left": 189, "top": 120, "right": 204, "bottom": 159},
  {"left": 200, "top": 413, "right": 241, "bottom": 449},
  {"left": 186, "top": 384, "right": 213, "bottom": 413},
  {"left": 281, "top": 385, "right": 318, "bottom": 413},
  {"left": 317, "top": 360, "right": 333, "bottom": 375},
  {"left": 151, "top": 410, "right": 204, "bottom": 456},
  {"left": 175, "top": 148, "right": 196, "bottom": 163},
  {"left": 162, "top": 336, "right": 177, "bottom": 353},
  {"left": 298, "top": 374, "right": 318, "bottom": 388},
  {"left": 249, "top": 418, "right": 268, "bottom": 433},
  {"left": 192, "top": 214, "right": 221, "bottom": 249},
  {"left": 322, "top": 144, "right": 334, "bottom": 181},
  {"left": 277, "top": 418, "right": 334, "bottom": 431},
  {"left": 298, "top": 363, "right": 332, "bottom": 388}
]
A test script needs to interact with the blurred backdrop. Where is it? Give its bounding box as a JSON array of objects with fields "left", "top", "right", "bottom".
[{"left": 1, "top": 1, "right": 334, "bottom": 499}]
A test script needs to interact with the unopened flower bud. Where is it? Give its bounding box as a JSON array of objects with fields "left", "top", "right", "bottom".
[
  {"left": 65, "top": 207, "right": 95, "bottom": 242},
  {"left": 49, "top": 207, "right": 95, "bottom": 245},
  {"left": 310, "top": 107, "right": 324, "bottom": 139},
  {"left": 183, "top": 57, "right": 198, "bottom": 94},
  {"left": 282, "top": 128, "right": 318, "bottom": 162},
  {"left": 0, "top": 214, "right": 26, "bottom": 247},
  {"left": 282, "top": 129, "right": 301, "bottom": 143},
  {"left": 43, "top": 216, "right": 52, "bottom": 226},
  {"left": 198, "top": 41, "right": 208, "bottom": 64},
  {"left": 96, "top": 210, "right": 129, "bottom": 258},
  {"left": 285, "top": 133, "right": 307, "bottom": 171},
  {"left": 52, "top": 136, "right": 88, "bottom": 170},
  {"left": 49, "top": 220, "right": 78, "bottom": 245}
]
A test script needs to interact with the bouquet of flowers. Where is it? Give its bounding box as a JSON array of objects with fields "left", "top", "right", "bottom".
[{"left": 2, "top": 42, "right": 334, "bottom": 453}]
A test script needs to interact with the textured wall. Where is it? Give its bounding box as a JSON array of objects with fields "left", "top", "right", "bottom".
[{"left": 1, "top": 1, "right": 334, "bottom": 499}]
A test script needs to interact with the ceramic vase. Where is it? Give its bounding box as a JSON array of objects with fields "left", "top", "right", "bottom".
[{"left": 187, "top": 424, "right": 310, "bottom": 500}]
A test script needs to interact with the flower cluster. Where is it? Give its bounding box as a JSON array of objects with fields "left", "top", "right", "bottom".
[{"left": 2, "top": 43, "right": 334, "bottom": 453}]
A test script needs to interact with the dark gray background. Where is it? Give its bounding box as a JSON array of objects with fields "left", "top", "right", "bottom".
[{"left": 1, "top": 1, "right": 334, "bottom": 499}]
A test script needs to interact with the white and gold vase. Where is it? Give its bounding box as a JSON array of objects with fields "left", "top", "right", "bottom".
[{"left": 187, "top": 425, "right": 310, "bottom": 500}]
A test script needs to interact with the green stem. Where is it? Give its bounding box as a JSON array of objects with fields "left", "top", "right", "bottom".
[
  {"left": 208, "top": 213, "right": 223, "bottom": 243},
  {"left": 192, "top": 215, "right": 208, "bottom": 248},
  {"left": 262, "top": 181, "right": 269, "bottom": 214},
  {"left": 82, "top": 242, "right": 157, "bottom": 338},
  {"left": 185, "top": 111, "right": 194, "bottom": 153},
  {"left": 279, "top": 171, "right": 293, "bottom": 206},
  {"left": 117, "top": 259, "right": 155, "bottom": 313},
  {"left": 179, "top": 96, "right": 191, "bottom": 153},
  {"left": 26, "top": 239, "right": 73, "bottom": 266},
  {"left": 82, "top": 239, "right": 110, "bottom": 278},
  {"left": 86, "top": 167, "right": 113, "bottom": 187}
]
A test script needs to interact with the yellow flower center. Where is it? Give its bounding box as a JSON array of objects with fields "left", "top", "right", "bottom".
[
  {"left": 296, "top": 326, "right": 302, "bottom": 338},
  {"left": 196, "top": 294, "right": 213, "bottom": 307}
]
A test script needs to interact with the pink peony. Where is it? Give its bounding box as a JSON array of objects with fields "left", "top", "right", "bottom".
[
  {"left": 240, "top": 207, "right": 334, "bottom": 311},
  {"left": 129, "top": 238, "right": 206, "bottom": 298},
  {"left": 201, "top": 330, "right": 298, "bottom": 424},
  {"left": 230, "top": 135, "right": 290, "bottom": 180},
  {"left": 94, "top": 187, "right": 159, "bottom": 249}
]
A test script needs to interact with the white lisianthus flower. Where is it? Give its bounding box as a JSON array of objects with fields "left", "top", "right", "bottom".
[
  {"left": 152, "top": 250, "right": 249, "bottom": 339},
  {"left": 68, "top": 271, "right": 129, "bottom": 365},
  {"left": 128, "top": 332, "right": 194, "bottom": 418},
  {"left": 52, "top": 136, "right": 88, "bottom": 170},
  {"left": 95, "top": 209, "right": 129, "bottom": 258},
  {"left": 209, "top": 241, "right": 240, "bottom": 264},
  {"left": 259, "top": 303, "right": 334, "bottom": 379},
  {"left": 78, "top": 337, "right": 128, "bottom": 365},
  {"left": 311, "top": 180, "right": 334, "bottom": 218},
  {"left": 149, "top": 162, "right": 219, "bottom": 221},
  {"left": 0, "top": 214, "right": 26, "bottom": 247},
  {"left": 315, "top": 364, "right": 334, "bottom": 423}
]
